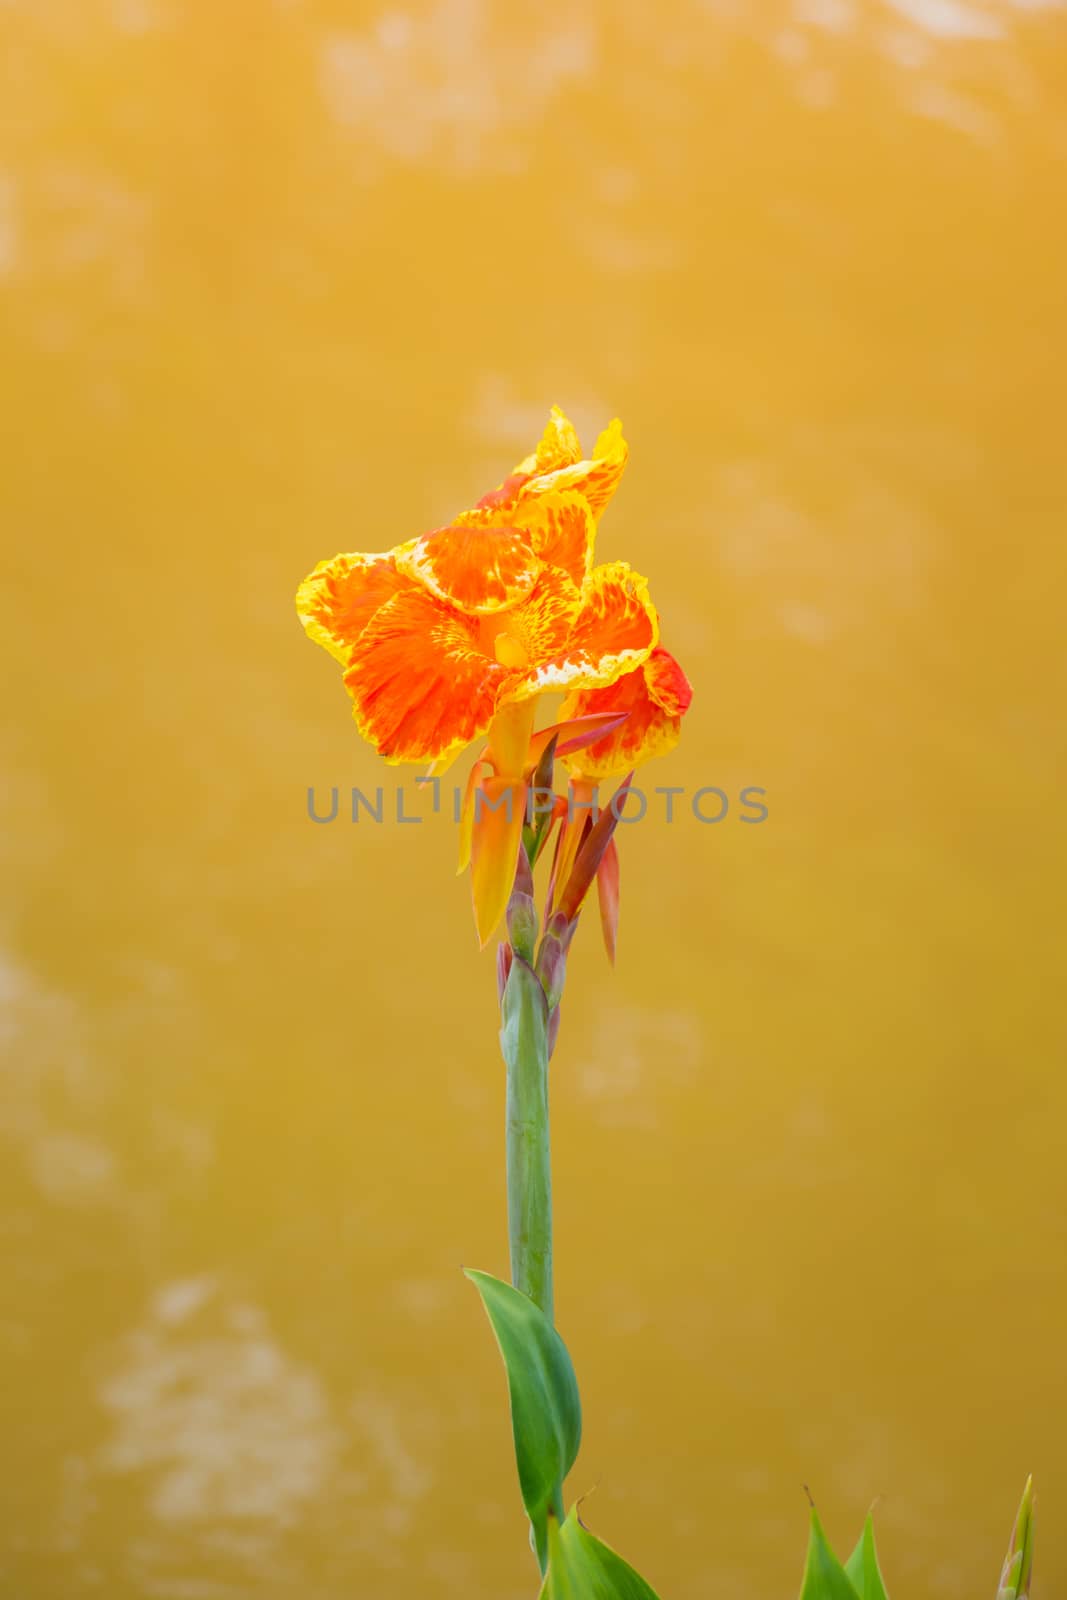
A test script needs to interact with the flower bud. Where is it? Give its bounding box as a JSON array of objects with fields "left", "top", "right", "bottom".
[
  {"left": 496, "top": 942, "right": 513, "bottom": 1007},
  {"left": 506, "top": 891, "right": 538, "bottom": 963},
  {"left": 535, "top": 933, "right": 567, "bottom": 1012},
  {"left": 547, "top": 1004, "right": 561, "bottom": 1060}
]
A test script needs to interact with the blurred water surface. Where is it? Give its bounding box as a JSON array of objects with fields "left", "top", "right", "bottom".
[{"left": 1, "top": 1, "right": 1066, "bottom": 1596}]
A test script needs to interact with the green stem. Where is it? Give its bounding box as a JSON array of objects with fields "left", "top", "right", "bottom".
[{"left": 500, "top": 955, "right": 553, "bottom": 1326}]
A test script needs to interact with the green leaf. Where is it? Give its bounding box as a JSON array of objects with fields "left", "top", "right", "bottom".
[
  {"left": 799, "top": 1509, "right": 863, "bottom": 1600},
  {"left": 538, "top": 1506, "right": 662, "bottom": 1599},
  {"left": 466, "top": 1269, "right": 581, "bottom": 1572},
  {"left": 844, "top": 1516, "right": 890, "bottom": 1600},
  {"left": 997, "top": 1477, "right": 1035, "bottom": 1600}
]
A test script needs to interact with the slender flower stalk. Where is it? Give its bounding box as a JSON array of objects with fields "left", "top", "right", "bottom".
[{"left": 501, "top": 948, "right": 554, "bottom": 1323}]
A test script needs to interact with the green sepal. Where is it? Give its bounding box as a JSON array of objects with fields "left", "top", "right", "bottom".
[
  {"left": 799, "top": 1508, "right": 863, "bottom": 1600},
  {"left": 844, "top": 1515, "right": 890, "bottom": 1600},
  {"left": 538, "top": 1506, "right": 662, "bottom": 1599},
  {"left": 465, "top": 1269, "right": 581, "bottom": 1573}
]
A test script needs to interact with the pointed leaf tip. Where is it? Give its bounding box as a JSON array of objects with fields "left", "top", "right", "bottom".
[
  {"left": 844, "top": 1514, "right": 890, "bottom": 1600},
  {"left": 800, "top": 1509, "right": 864, "bottom": 1600},
  {"left": 538, "top": 1506, "right": 662, "bottom": 1599},
  {"left": 998, "top": 1477, "right": 1035, "bottom": 1600}
]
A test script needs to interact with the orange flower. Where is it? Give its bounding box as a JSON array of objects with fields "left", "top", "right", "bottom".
[
  {"left": 558, "top": 647, "right": 693, "bottom": 783},
  {"left": 296, "top": 408, "right": 658, "bottom": 942},
  {"left": 297, "top": 416, "right": 649, "bottom": 769}
]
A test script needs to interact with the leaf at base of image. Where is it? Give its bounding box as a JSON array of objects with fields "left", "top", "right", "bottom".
[
  {"left": 538, "top": 1507, "right": 662, "bottom": 1599},
  {"left": 465, "top": 1269, "right": 581, "bottom": 1573},
  {"left": 997, "top": 1477, "right": 1035, "bottom": 1600},
  {"left": 844, "top": 1515, "right": 890, "bottom": 1600},
  {"left": 798, "top": 1509, "right": 865, "bottom": 1600}
]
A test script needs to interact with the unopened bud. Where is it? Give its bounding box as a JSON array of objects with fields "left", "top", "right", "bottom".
[
  {"left": 506, "top": 891, "right": 538, "bottom": 963},
  {"left": 547, "top": 1004, "right": 561, "bottom": 1060},
  {"left": 496, "top": 942, "right": 513, "bottom": 1007},
  {"left": 513, "top": 842, "right": 534, "bottom": 899},
  {"left": 535, "top": 933, "right": 567, "bottom": 1012}
]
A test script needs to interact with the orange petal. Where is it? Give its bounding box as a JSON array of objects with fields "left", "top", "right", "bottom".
[
  {"left": 487, "top": 567, "right": 584, "bottom": 692},
  {"left": 597, "top": 837, "right": 621, "bottom": 965},
  {"left": 470, "top": 777, "right": 526, "bottom": 947},
  {"left": 514, "top": 490, "right": 596, "bottom": 587},
  {"left": 518, "top": 414, "right": 628, "bottom": 520},
  {"left": 506, "top": 561, "right": 658, "bottom": 703},
  {"left": 559, "top": 646, "right": 693, "bottom": 781},
  {"left": 557, "top": 773, "right": 634, "bottom": 925},
  {"left": 513, "top": 405, "right": 582, "bottom": 477},
  {"left": 396, "top": 515, "right": 541, "bottom": 614},
  {"left": 457, "top": 752, "right": 492, "bottom": 873},
  {"left": 296, "top": 551, "right": 414, "bottom": 664},
  {"left": 547, "top": 790, "right": 593, "bottom": 916},
  {"left": 486, "top": 698, "right": 536, "bottom": 781},
  {"left": 644, "top": 646, "right": 693, "bottom": 717},
  {"left": 343, "top": 587, "right": 505, "bottom": 765}
]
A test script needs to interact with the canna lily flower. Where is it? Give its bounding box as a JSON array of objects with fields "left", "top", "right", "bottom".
[
  {"left": 550, "top": 647, "right": 693, "bottom": 960},
  {"left": 296, "top": 408, "right": 658, "bottom": 944}
]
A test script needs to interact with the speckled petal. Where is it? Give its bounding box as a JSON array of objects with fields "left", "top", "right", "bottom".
[
  {"left": 513, "top": 404, "right": 583, "bottom": 477},
  {"left": 514, "top": 490, "right": 596, "bottom": 586},
  {"left": 343, "top": 587, "right": 506, "bottom": 765},
  {"left": 506, "top": 562, "right": 658, "bottom": 703},
  {"left": 295, "top": 551, "right": 414, "bottom": 664},
  {"left": 396, "top": 514, "right": 541, "bottom": 614},
  {"left": 518, "top": 414, "right": 629, "bottom": 519},
  {"left": 559, "top": 646, "right": 693, "bottom": 780}
]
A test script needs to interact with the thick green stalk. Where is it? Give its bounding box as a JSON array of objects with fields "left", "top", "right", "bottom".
[{"left": 500, "top": 955, "right": 553, "bottom": 1326}]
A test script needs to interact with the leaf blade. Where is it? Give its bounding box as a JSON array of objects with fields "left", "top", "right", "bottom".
[
  {"left": 539, "top": 1507, "right": 662, "bottom": 1599},
  {"left": 466, "top": 1269, "right": 581, "bottom": 1572},
  {"left": 799, "top": 1509, "right": 864, "bottom": 1600},
  {"left": 844, "top": 1515, "right": 890, "bottom": 1600}
]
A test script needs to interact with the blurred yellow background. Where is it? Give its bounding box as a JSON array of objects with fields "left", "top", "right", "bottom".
[{"left": 2, "top": 1, "right": 1065, "bottom": 1595}]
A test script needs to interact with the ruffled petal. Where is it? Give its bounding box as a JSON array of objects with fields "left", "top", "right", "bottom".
[
  {"left": 513, "top": 404, "right": 582, "bottom": 477},
  {"left": 559, "top": 646, "right": 693, "bottom": 780},
  {"left": 477, "top": 408, "right": 629, "bottom": 524},
  {"left": 470, "top": 776, "right": 526, "bottom": 947},
  {"left": 513, "top": 490, "right": 596, "bottom": 587},
  {"left": 343, "top": 587, "right": 506, "bottom": 764},
  {"left": 295, "top": 551, "right": 414, "bottom": 664},
  {"left": 644, "top": 645, "right": 694, "bottom": 718},
  {"left": 518, "top": 414, "right": 629, "bottom": 520},
  {"left": 396, "top": 513, "right": 541, "bottom": 614},
  {"left": 483, "top": 568, "right": 584, "bottom": 686},
  {"left": 506, "top": 562, "right": 658, "bottom": 703}
]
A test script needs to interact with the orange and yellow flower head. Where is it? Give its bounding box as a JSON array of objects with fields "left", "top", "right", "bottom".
[
  {"left": 296, "top": 406, "right": 690, "bottom": 945},
  {"left": 296, "top": 407, "right": 649, "bottom": 771}
]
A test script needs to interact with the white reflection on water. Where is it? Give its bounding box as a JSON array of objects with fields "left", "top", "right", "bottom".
[
  {"left": 319, "top": 0, "right": 595, "bottom": 171},
  {"left": 99, "top": 1279, "right": 341, "bottom": 1522},
  {"left": 883, "top": 0, "right": 1004, "bottom": 36},
  {"left": 580, "top": 1005, "right": 702, "bottom": 1129},
  {"left": 0, "top": 951, "right": 117, "bottom": 1206}
]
